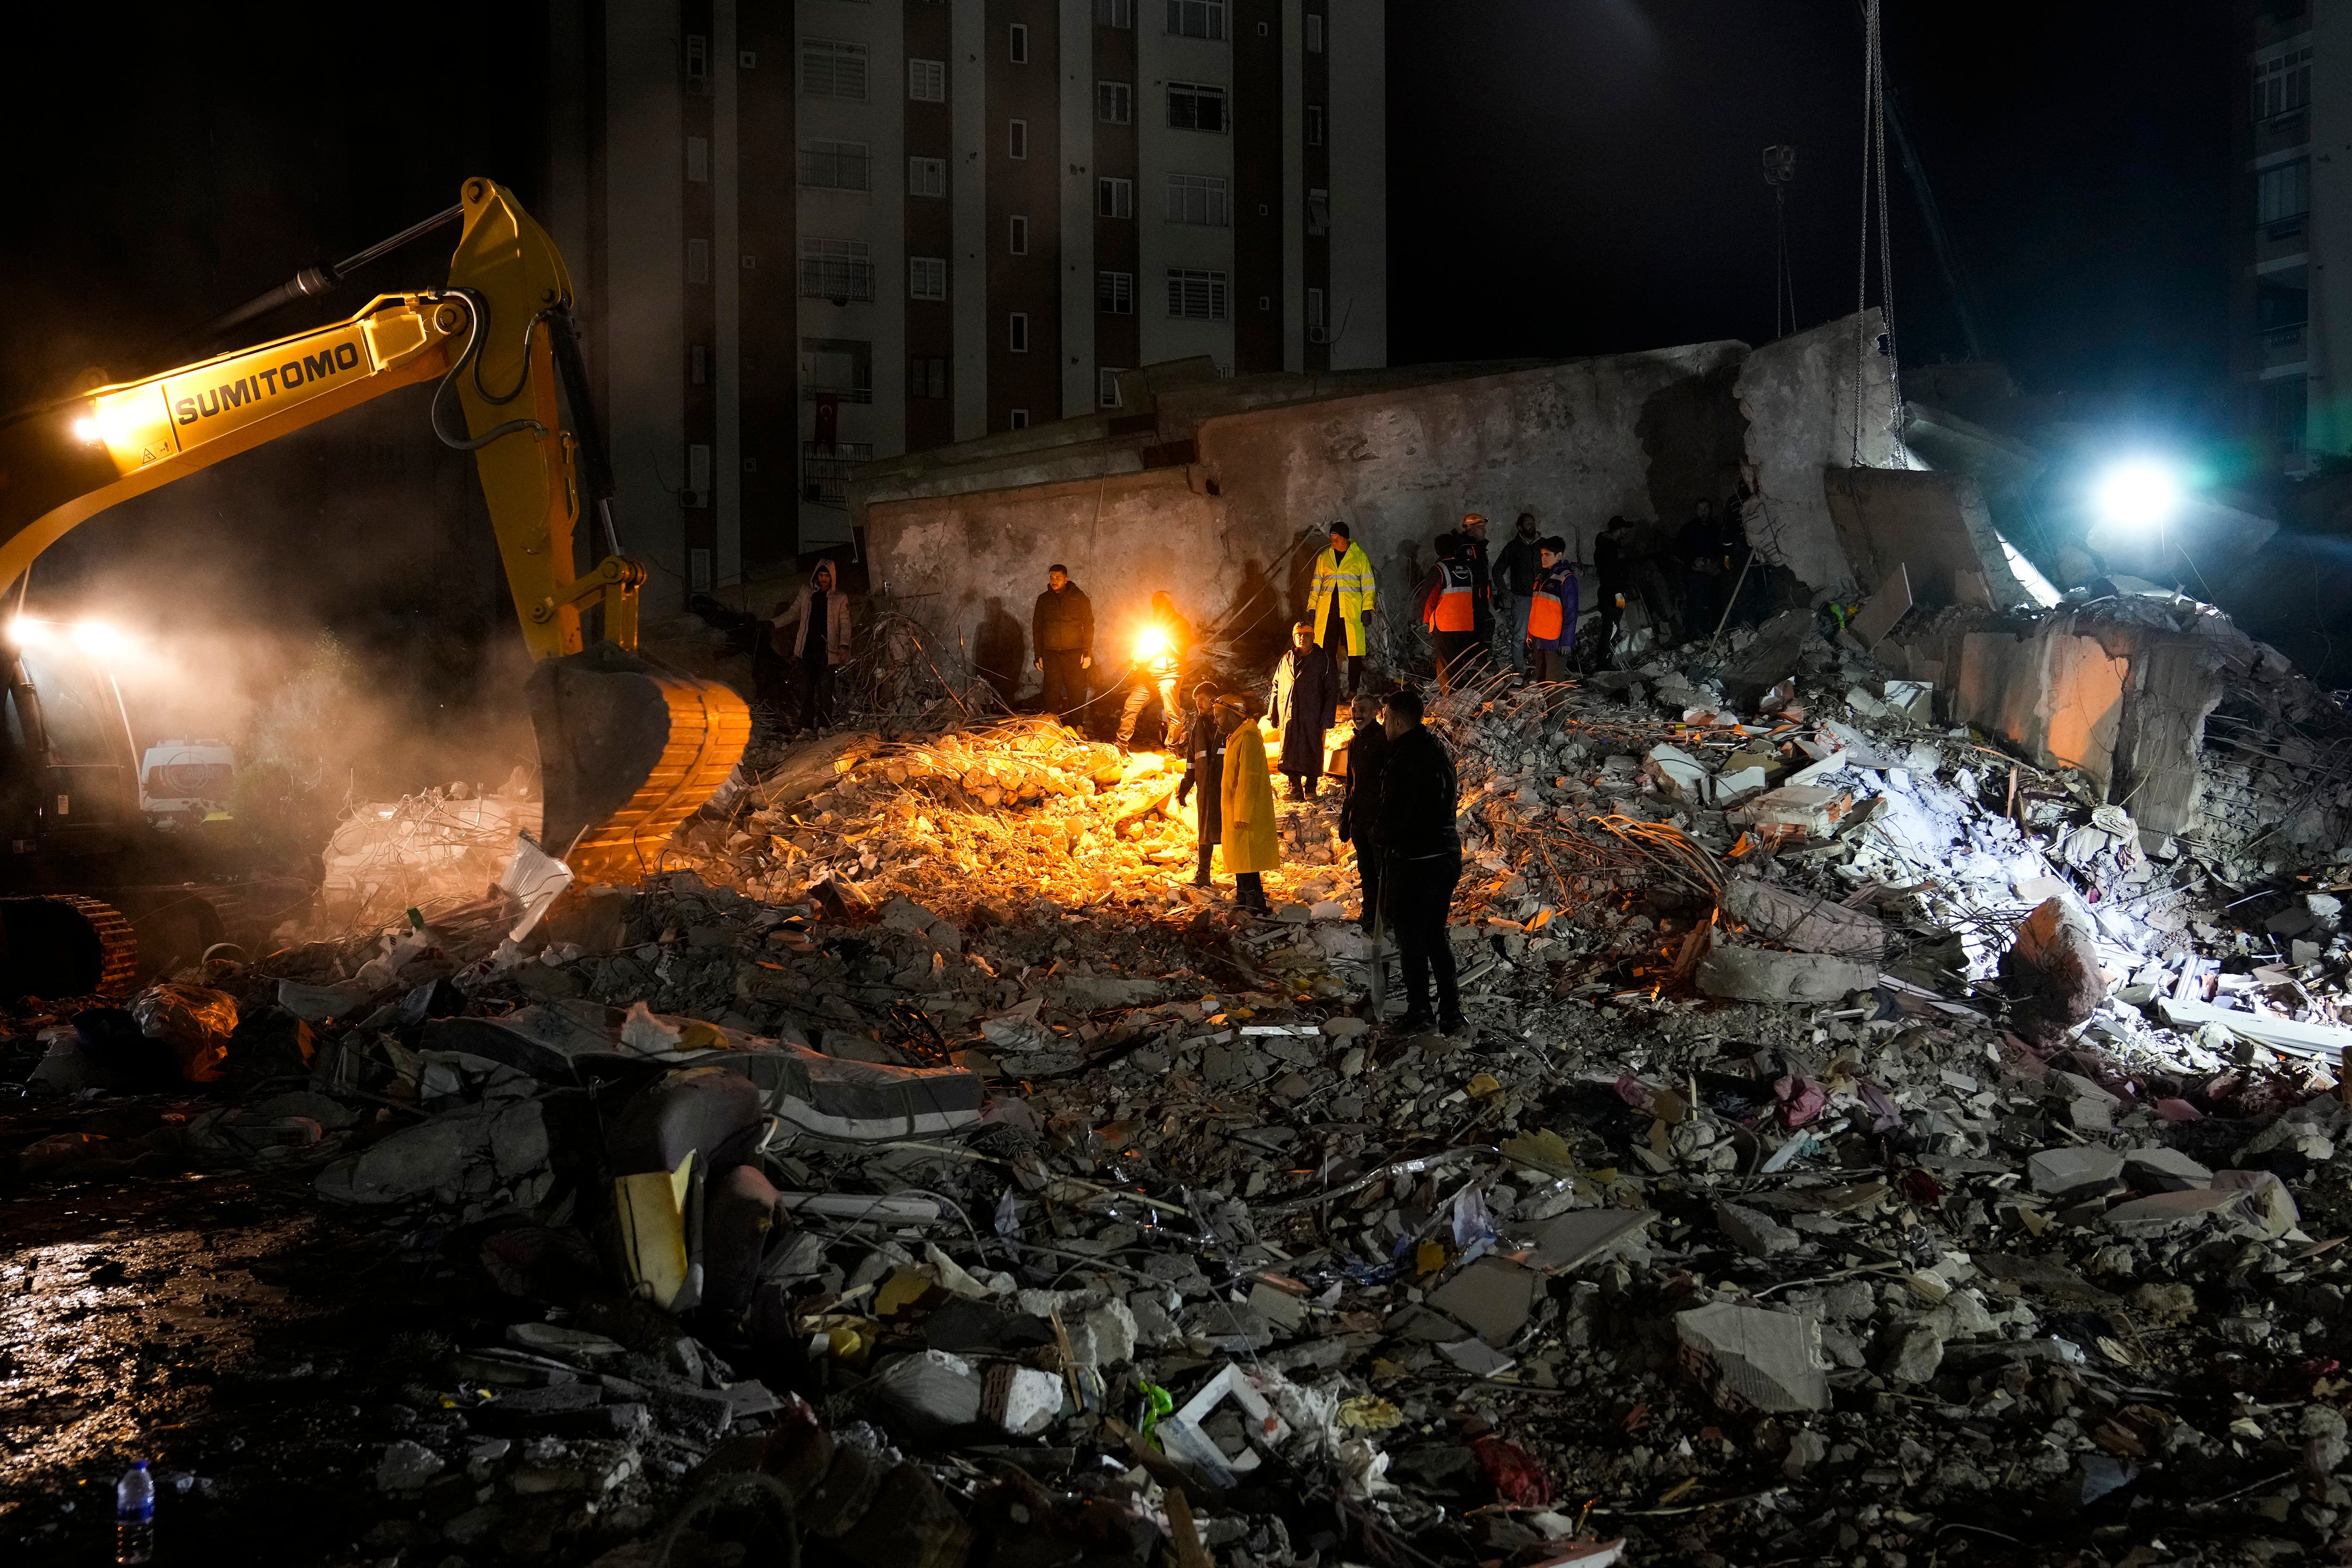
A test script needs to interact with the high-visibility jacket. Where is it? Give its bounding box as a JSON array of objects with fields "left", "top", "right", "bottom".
[
  {"left": 1426, "top": 560, "right": 1477, "bottom": 633},
  {"left": 1527, "top": 563, "right": 1579, "bottom": 647},
  {"left": 1308, "top": 541, "right": 1377, "bottom": 656}
]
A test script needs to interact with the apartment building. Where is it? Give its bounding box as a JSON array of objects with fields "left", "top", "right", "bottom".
[
  {"left": 2234, "top": 0, "right": 2335, "bottom": 471},
  {"left": 547, "top": 0, "right": 1385, "bottom": 606}
]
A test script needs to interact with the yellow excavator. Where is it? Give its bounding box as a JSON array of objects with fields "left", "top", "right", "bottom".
[{"left": 0, "top": 177, "right": 750, "bottom": 994}]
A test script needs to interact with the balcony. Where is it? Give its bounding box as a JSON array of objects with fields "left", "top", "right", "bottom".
[
  {"left": 2256, "top": 213, "right": 2310, "bottom": 266},
  {"left": 799, "top": 258, "right": 877, "bottom": 302},
  {"left": 2256, "top": 109, "right": 2311, "bottom": 157},
  {"left": 2262, "top": 321, "right": 2310, "bottom": 371},
  {"left": 802, "top": 441, "right": 874, "bottom": 505}
]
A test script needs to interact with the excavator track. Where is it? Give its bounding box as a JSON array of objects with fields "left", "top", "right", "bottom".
[{"left": 0, "top": 893, "right": 140, "bottom": 1001}]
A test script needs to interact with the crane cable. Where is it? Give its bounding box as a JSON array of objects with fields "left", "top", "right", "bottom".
[{"left": 1850, "top": 0, "right": 1906, "bottom": 468}]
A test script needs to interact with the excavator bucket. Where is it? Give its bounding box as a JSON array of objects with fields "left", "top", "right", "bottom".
[{"left": 525, "top": 646, "right": 753, "bottom": 884}]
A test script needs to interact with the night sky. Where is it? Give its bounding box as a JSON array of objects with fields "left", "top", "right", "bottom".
[{"left": 1387, "top": 0, "right": 2235, "bottom": 421}]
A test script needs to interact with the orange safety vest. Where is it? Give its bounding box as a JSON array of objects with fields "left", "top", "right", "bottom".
[
  {"left": 1427, "top": 561, "right": 1476, "bottom": 633},
  {"left": 1528, "top": 581, "right": 1565, "bottom": 641}
]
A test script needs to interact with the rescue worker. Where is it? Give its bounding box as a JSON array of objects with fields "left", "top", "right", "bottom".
[
  {"left": 1031, "top": 564, "right": 1095, "bottom": 726},
  {"left": 1308, "top": 522, "right": 1377, "bottom": 697},
  {"left": 1373, "top": 685, "right": 1464, "bottom": 1036},
  {"left": 1594, "top": 515, "right": 1635, "bottom": 664},
  {"left": 1336, "top": 690, "right": 1391, "bottom": 934},
  {"left": 772, "top": 558, "right": 853, "bottom": 732},
  {"left": 1423, "top": 534, "right": 1482, "bottom": 692},
  {"left": 1220, "top": 705, "right": 1280, "bottom": 914},
  {"left": 1175, "top": 682, "right": 1241, "bottom": 891},
  {"left": 1526, "top": 536, "right": 1579, "bottom": 683},
  {"left": 1493, "top": 512, "right": 1544, "bottom": 678},
  {"left": 1116, "top": 590, "right": 1192, "bottom": 749},
  {"left": 1676, "top": 500, "right": 1725, "bottom": 645},
  {"left": 1268, "top": 621, "right": 1341, "bottom": 801},
  {"left": 1458, "top": 512, "right": 1496, "bottom": 650}
]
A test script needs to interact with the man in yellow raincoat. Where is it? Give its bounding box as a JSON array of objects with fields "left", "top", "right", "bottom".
[
  {"left": 1308, "top": 521, "right": 1377, "bottom": 698},
  {"left": 1220, "top": 710, "right": 1281, "bottom": 914}
]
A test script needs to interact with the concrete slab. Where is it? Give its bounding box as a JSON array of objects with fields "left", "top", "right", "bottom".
[
  {"left": 2122, "top": 1146, "right": 2213, "bottom": 1193},
  {"left": 1697, "top": 946, "right": 1877, "bottom": 1004},
  {"left": 1523, "top": 1208, "right": 1656, "bottom": 1273},
  {"left": 1721, "top": 877, "right": 1888, "bottom": 959},
  {"left": 1427, "top": 1256, "right": 1540, "bottom": 1347},
  {"left": 2099, "top": 1187, "right": 2258, "bottom": 1238},
  {"left": 2026, "top": 1146, "right": 2126, "bottom": 1203},
  {"left": 1675, "top": 1302, "right": 1831, "bottom": 1413}
]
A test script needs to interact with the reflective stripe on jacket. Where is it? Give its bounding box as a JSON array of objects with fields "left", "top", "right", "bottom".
[
  {"left": 1309, "top": 541, "right": 1377, "bottom": 657},
  {"left": 1427, "top": 561, "right": 1476, "bottom": 633}
]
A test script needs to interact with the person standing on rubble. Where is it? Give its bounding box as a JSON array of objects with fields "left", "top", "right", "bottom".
[
  {"left": 1594, "top": 515, "right": 1634, "bottom": 665},
  {"left": 1336, "top": 690, "right": 1391, "bottom": 933},
  {"left": 1493, "top": 513, "right": 1544, "bottom": 679},
  {"left": 1308, "top": 522, "right": 1377, "bottom": 697},
  {"left": 1527, "top": 536, "right": 1579, "bottom": 683},
  {"left": 1031, "top": 565, "right": 1095, "bottom": 728},
  {"left": 1374, "top": 685, "right": 1464, "bottom": 1035},
  {"left": 772, "top": 557, "right": 854, "bottom": 732},
  {"left": 1221, "top": 705, "right": 1281, "bottom": 913},
  {"left": 1116, "top": 590, "right": 1193, "bottom": 750},
  {"left": 1457, "top": 512, "right": 1497, "bottom": 656},
  {"left": 1677, "top": 499, "right": 1727, "bottom": 645},
  {"left": 1268, "top": 621, "right": 1341, "bottom": 801},
  {"left": 1424, "top": 533, "right": 1483, "bottom": 693},
  {"left": 1176, "top": 683, "right": 1244, "bottom": 898}
]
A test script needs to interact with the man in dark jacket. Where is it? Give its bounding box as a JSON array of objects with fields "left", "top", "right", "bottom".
[
  {"left": 1594, "top": 515, "right": 1634, "bottom": 663},
  {"left": 1268, "top": 621, "right": 1340, "bottom": 800},
  {"left": 1374, "top": 685, "right": 1464, "bottom": 1036},
  {"left": 1174, "top": 683, "right": 1241, "bottom": 890},
  {"left": 1676, "top": 501, "right": 1725, "bottom": 644},
  {"left": 1336, "top": 691, "right": 1391, "bottom": 933},
  {"left": 1459, "top": 512, "right": 1495, "bottom": 645},
  {"left": 1031, "top": 565, "right": 1094, "bottom": 726},
  {"left": 1493, "top": 513, "right": 1543, "bottom": 678}
]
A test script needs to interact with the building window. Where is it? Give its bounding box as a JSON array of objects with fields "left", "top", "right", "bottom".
[
  {"left": 1008, "top": 312, "right": 1030, "bottom": 352},
  {"left": 1009, "top": 118, "right": 1029, "bottom": 159},
  {"left": 1099, "top": 80, "right": 1133, "bottom": 123},
  {"left": 1165, "top": 173, "right": 1229, "bottom": 226},
  {"left": 1306, "top": 11, "right": 1323, "bottom": 51},
  {"left": 2256, "top": 47, "right": 2313, "bottom": 121},
  {"left": 688, "top": 444, "right": 714, "bottom": 500},
  {"left": 800, "top": 139, "right": 871, "bottom": 190},
  {"left": 1307, "top": 286, "right": 1327, "bottom": 342},
  {"left": 800, "top": 440, "right": 876, "bottom": 505},
  {"left": 909, "top": 255, "right": 948, "bottom": 301},
  {"left": 1009, "top": 22, "right": 1029, "bottom": 62},
  {"left": 1167, "top": 81, "right": 1228, "bottom": 133},
  {"left": 910, "top": 357, "right": 950, "bottom": 398},
  {"left": 1166, "top": 268, "right": 1229, "bottom": 320},
  {"left": 686, "top": 34, "right": 709, "bottom": 90},
  {"left": 1009, "top": 215, "right": 1029, "bottom": 254},
  {"left": 1099, "top": 176, "right": 1134, "bottom": 218},
  {"left": 909, "top": 156, "right": 947, "bottom": 198},
  {"left": 1306, "top": 186, "right": 1331, "bottom": 236},
  {"left": 1010, "top": 409, "right": 1031, "bottom": 430},
  {"left": 686, "top": 136, "right": 710, "bottom": 181},
  {"left": 1097, "top": 270, "right": 1134, "bottom": 314},
  {"left": 909, "top": 57, "right": 946, "bottom": 101},
  {"left": 2259, "top": 158, "right": 2311, "bottom": 233},
  {"left": 689, "top": 343, "right": 709, "bottom": 385},
  {"left": 802, "top": 337, "right": 874, "bottom": 403},
  {"left": 1099, "top": 367, "right": 1125, "bottom": 408},
  {"left": 1166, "top": 0, "right": 1225, "bottom": 40},
  {"left": 1096, "top": 0, "right": 1134, "bottom": 25},
  {"left": 1306, "top": 104, "right": 1324, "bottom": 146},
  {"left": 690, "top": 547, "right": 713, "bottom": 589},
  {"left": 2264, "top": 376, "right": 2307, "bottom": 458},
  {"left": 687, "top": 238, "right": 711, "bottom": 284},
  {"left": 799, "top": 237, "right": 876, "bottom": 301},
  {"left": 800, "top": 38, "right": 869, "bottom": 99}
]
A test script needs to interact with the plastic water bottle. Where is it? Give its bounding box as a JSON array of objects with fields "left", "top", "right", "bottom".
[{"left": 114, "top": 1461, "right": 153, "bottom": 1564}]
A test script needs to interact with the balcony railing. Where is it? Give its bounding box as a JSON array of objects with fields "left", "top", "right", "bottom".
[
  {"left": 799, "top": 259, "right": 877, "bottom": 301},
  {"left": 2263, "top": 322, "right": 2310, "bottom": 369},
  {"left": 802, "top": 441, "right": 875, "bottom": 505}
]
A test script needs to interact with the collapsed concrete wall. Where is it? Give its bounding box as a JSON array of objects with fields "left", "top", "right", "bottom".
[
  {"left": 1824, "top": 468, "right": 2049, "bottom": 613},
  {"left": 863, "top": 313, "right": 1907, "bottom": 681},
  {"left": 1734, "top": 313, "right": 1904, "bottom": 598}
]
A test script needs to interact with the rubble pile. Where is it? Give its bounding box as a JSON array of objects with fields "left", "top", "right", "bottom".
[{"left": 16, "top": 602, "right": 2352, "bottom": 1565}]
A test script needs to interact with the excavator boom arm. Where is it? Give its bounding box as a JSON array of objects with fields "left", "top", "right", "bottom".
[{"left": 0, "top": 178, "right": 748, "bottom": 882}]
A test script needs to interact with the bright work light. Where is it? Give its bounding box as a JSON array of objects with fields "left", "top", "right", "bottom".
[{"left": 2092, "top": 459, "right": 2183, "bottom": 533}]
